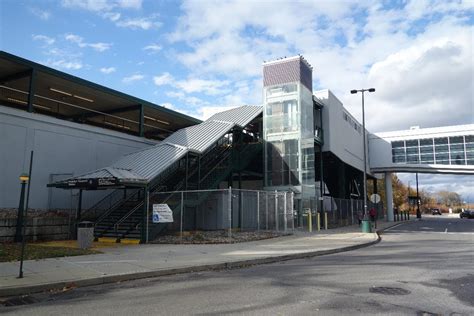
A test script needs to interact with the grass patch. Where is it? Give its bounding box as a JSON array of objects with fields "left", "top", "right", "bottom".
[{"left": 0, "top": 243, "right": 100, "bottom": 262}]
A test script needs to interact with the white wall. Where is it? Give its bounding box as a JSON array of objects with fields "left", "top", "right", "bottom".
[
  {"left": 314, "top": 89, "right": 367, "bottom": 173},
  {"left": 0, "top": 106, "right": 157, "bottom": 210}
]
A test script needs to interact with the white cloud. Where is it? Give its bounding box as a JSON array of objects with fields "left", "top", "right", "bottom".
[
  {"left": 100, "top": 67, "right": 116, "bottom": 74},
  {"left": 122, "top": 74, "right": 145, "bottom": 83},
  {"left": 198, "top": 105, "right": 239, "bottom": 120},
  {"left": 117, "top": 0, "right": 142, "bottom": 10},
  {"left": 46, "top": 59, "right": 83, "bottom": 70},
  {"left": 61, "top": 0, "right": 141, "bottom": 12},
  {"left": 143, "top": 43, "right": 162, "bottom": 53},
  {"left": 153, "top": 72, "right": 230, "bottom": 95},
  {"left": 153, "top": 72, "right": 173, "bottom": 86},
  {"left": 65, "top": 33, "right": 112, "bottom": 52},
  {"left": 32, "top": 34, "right": 55, "bottom": 45},
  {"left": 116, "top": 17, "right": 161, "bottom": 30},
  {"left": 166, "top": 0, "right": 473, "bottom": 136},
  {"left": 102, "top": 12, "right": 121, "bottom": 22},
  {"left": 29, "top": 7, "right": 51, "bottom": 20}
]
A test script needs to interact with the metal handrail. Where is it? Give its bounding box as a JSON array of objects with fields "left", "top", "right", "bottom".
[
  {"left": 94, "top": 189, "right": 141, "bottom": 226},
  {"left": 114, "top": 201, "right": 144, "bottom": 231}
]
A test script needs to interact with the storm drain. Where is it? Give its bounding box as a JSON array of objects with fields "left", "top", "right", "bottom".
[
  {"left": 369, "top": 286, "right": 411, "bottom": 295},
  {"left": 2, "top": 295, "right": 39, "bottom": 307}
]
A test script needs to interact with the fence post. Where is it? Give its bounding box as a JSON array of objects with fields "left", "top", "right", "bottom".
[
  {"left": 283, "top": 192, "right": 287, "bottom": 232},
  {"left": 265, "top": 192, "right": 269, "bottom": 230},
  {"left": 146, "top": 190, "right": 150, "bottom": 243},
  {"left": 228, "top": 187, "right": 232, "bottom": 242},
  {"left": 349, "top": 199, "right": 354, "bottom": 225},
  {"left": 180, "top": 191, "right": 184, "bottom": 243},
  {"left": 274, "top": 190, "right": 278, "bottom": 231},
  {"left": 257, "top": 191, "right": 260, "bottom": 231},
  {"left": 291, "top": 192, "right": 295, "bottom": 231}
]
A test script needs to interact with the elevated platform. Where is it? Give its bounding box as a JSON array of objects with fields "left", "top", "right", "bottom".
[{"left": 369, "top": 124, "right": 474, "bottom": 175}]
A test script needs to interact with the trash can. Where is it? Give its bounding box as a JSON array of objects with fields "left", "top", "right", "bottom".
[{"left": 77, "top": 221, "right": 94, "bottom": 249}]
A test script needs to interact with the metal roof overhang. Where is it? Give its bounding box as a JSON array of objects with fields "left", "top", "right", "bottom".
[
  {"left": 48, "top": 106, "right": 264, "bottom": 189},
  {"left": 0, "top": 51, "right": 201, "bottom": 140}
]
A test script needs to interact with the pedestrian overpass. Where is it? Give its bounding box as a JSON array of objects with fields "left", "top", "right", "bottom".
[{"left": 368, "top": 124, "right": 474, "bottom": 221}]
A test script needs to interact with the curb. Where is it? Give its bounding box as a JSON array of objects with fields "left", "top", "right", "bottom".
[{"left": 0, "top": 232, "right": 384, "bottom": 298}]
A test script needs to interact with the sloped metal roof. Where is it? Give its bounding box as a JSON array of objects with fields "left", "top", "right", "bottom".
[
  {"left": 76, "top": 167, "right": 144, "bottom": 182},
  {"left": 163, "top": 120, "right": 234, "bottom": 153},
  {"left": 49, "top": 105, "right": 262, "bottom": 188},
  {"left": 205, "top": 105, "right": 262, "bottom": 128},
  {"left": 112, "top": 143, "right": 187, "bottom": 181}
]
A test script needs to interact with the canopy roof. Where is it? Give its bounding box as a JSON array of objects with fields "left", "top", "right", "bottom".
[
  {"left": 0, "top": 51, "right": 200, "bottom": 140},
  {"left": 49, "top": 105, "right": 263, "bottom": 189}
]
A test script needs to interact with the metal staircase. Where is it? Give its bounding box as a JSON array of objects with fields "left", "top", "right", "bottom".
[{"left": 86, "top": 140, "right": 262, "bottom": 242}]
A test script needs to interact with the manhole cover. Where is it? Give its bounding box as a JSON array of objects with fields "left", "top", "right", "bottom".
[{"left": 370, "top": 287, "right": 411, "bottom": 295}]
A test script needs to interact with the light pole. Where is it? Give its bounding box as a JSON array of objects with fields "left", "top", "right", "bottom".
[
  {"left": 350, "top": 88, "right": 375, "bottom": 233},
  {"left": 14, "top": 173, "right": 29, "bottom": 242},
  {"left": 416, "top": 172, "right": 421, "bottom": 219}
]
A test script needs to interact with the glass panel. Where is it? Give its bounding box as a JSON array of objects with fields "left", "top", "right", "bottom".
[
  {"left": 420, "top": 139, "right": 434, "bottom": 164},
  {"left": 391, "top": 141, "right": 405, "bottom": 163},
  {"left": 434, "top": 137, "right": 449, "bottom": 164},
  {"left": 405, "top": 139, "right": 419, "bottom": 164},
  {"left": 449, "top": 136, "right": 465, "bottom": 165},
  {"left": 392, "top": 141, "right": 404, "bottom": 148}
]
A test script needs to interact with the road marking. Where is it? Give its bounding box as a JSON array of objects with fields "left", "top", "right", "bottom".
[{"left": 384, "top": 224, "right": 403, "bottom": 231}]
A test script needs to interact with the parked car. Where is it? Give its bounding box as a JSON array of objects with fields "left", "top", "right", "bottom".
[
  {"left": 460, "top": 209, "right": 474, "bottom": 219},
  {"left": 431, "top": 208, "right": 442, "bottom": 215}
]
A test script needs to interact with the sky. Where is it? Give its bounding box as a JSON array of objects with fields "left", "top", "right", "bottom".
[{"left": 1, "top": 0, "right": 473, "bottom": 200}]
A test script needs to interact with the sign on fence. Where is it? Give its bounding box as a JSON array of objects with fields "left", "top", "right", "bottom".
[{"left": 152, "top": 204, "right": 174, "bottom": 223}]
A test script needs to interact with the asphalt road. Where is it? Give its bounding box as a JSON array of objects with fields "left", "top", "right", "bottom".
[{"left": 2, "top": 216, "right": 473, "bottom": 315}]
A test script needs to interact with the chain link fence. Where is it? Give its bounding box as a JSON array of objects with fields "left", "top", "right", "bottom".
[
  {"left": 302, "top": 196, "right": 384, "bottom": 229},
  {"left": 144, "top": 188, "right": 294, "bottom": 242}
]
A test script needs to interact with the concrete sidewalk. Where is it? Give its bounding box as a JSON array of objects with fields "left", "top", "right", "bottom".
[{"left": 0, "top": 221, "right": 400, "bottom": 297}]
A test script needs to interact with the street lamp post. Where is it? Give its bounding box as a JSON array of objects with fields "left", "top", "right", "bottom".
[
  {"left": 14, "top": 173, "right": 29, "bottom": 242},
  {"left": 416, "top": 172, "right": 421, "bottom": 219},
  {"left": 351, "top": 88, "right": 375, "bottom": 233}
]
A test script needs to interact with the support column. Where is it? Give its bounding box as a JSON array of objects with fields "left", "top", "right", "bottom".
[
  {"left": 385, "top": 172, "right": 394, "bottom": 222},
  {"left": 27, "top": 69, "right": 36, "bottom": 113},
  {"left": 138, "top": 104, "right": 144, "bottom": 137},
  {"left": 77, "top": 189, "right": 83, "bottom": 221}
]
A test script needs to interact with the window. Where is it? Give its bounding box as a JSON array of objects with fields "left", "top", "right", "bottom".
[
  {"left": 449, "top": 136, "right": 465, "bottom": 165},
  {"left": 391, "top": 141, "right": 405, "bottom": 163},
  {"left": 434, "top": 137, "right": 449, "bottom": 164},
  {"left": 464, "top": 135, "right": 474, "bottom": 165},
  {"left": 419, "top": 138, "right": 434, "bottom": 164},
  {"left": 405, "top": 140, "right": 419, "bottom": 164}
]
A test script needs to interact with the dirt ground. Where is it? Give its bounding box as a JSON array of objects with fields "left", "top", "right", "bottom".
[{"left": 152, "top": 230, "right": 292, "bottom": 244}]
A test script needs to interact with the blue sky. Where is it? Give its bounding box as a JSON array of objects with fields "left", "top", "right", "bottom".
[{"left": 1, "top": 0, "right": 473, "bottom": 199}]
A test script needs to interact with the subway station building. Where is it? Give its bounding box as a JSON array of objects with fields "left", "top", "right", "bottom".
[{"left": 1, "top": 51, "right": 473, "bottom": 242}]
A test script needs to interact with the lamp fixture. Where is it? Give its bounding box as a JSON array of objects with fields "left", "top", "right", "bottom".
[
  {"left": 49, "top": 87, "right": 94, "bottom": 102},
  {"left": 7, "top": 98, "right": 51, "bottom": 110},
  {"left": 144, "top": 115, "right": 170, "bottom": 125},
  {"left": 104, "top": 120, "right": 131, "bottom": 130},
  {"left": 73, "top": 94, "right": 94, "bottom": 103},
  {"left": 49, "top": 87, "right": 72, "bottom": 96},
  {"left": 8, "top": 97, "right": 27, "bottom": 104},
  {"left": 19, "top": 173, "right": 29, "bottom": 183}
]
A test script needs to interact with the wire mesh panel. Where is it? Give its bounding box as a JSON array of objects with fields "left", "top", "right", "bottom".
[{"left": 145, "top": 188, "right": 294, "bottom": 242}]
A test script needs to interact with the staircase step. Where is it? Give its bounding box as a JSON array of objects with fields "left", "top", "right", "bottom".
[{"left": 97, "top": 237, "right": 118, "bottom": 243}]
